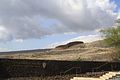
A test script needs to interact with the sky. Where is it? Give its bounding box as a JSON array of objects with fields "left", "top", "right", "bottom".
[{"left": 0, "top": 0, "right": 120, "bottom": 51}]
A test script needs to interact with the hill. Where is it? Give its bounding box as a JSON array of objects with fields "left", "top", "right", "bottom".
[{"left": 0, "top": 40, "right": 118, "bottom": 61}]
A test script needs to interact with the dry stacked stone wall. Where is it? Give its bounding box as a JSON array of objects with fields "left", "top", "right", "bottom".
[{"left": 0, "top": 58, "right": 120, "bottom": 78}]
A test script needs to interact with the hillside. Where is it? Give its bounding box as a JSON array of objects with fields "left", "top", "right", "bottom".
[{"left": 0, "top": 40, "right": 118, "bottom": 61}]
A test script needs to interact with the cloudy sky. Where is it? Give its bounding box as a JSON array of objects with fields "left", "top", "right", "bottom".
[{"left": 0, "top": 0, "right": 120, "bottom": 51}]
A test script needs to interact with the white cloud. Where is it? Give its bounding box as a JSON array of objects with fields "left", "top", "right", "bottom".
[
  {"left": 15, "top": 39, "right": 24, "bottom": 43},
  {"left": 67, "top": 35, "right": 102, "bottom": 43},
  {"left": 0, "top": 25, "right": 12, "bottom": 41},
  {"left": 0, "top": 0, "right": 118, "bottom": 41},
  {"left": 117, "top": 13, "right": 120, "bottom": 19}
]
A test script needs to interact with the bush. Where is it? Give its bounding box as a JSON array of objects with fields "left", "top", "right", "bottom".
[{"left": 100, "top": 19, "right": 120, "bottom": 48}]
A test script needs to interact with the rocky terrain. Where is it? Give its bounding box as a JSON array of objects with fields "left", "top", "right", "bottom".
[{"left": 0, "top": 40, "right": 118, "bottom": 61}]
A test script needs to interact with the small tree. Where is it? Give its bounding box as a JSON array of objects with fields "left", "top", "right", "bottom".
[{"left": 100, "top": 19, "right": 120, "bottom": 48}]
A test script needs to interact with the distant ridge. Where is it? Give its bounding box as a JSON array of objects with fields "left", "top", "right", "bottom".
[
  {"left": 0, "top": 49, "right": 51, "bottom": 54},
  {"left": 55, "top": 41, "right": 84, "bottom": 49}
]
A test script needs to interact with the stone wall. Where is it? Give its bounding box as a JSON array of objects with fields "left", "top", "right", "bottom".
[{"left": 0, "top": 58, "right": 120, "bottom": 78}]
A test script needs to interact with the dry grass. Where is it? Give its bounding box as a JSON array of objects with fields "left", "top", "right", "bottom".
[{"left": 0, "top": 40, "right": 118, "bottom": 61}]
